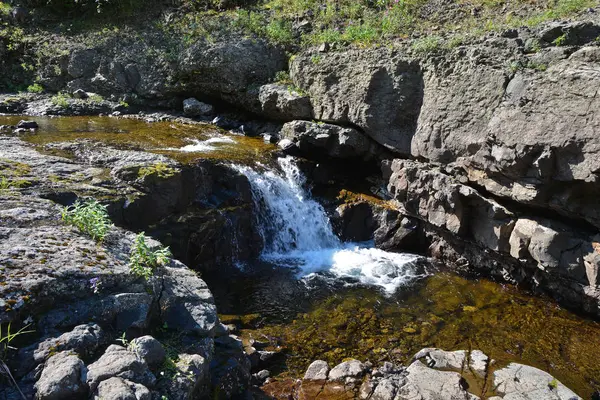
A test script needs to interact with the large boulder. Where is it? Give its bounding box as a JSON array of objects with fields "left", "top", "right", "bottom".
[
  {"left": 35, "top": 352, "right": 88, "bottom": 400},
  {"left": 397, "top": 360, "right": 479, "bottom": 400},
  {"left": 179, "top": 38, "right": 287, "bottom": 108},
  {"left": 86, "top": 345, "right": 156, "bottom": 392},
  {"left": 258, "top": 84, "right": 313, "bottom": 120},
  {"left": 281, "top": 120, "right": 373, "bottom": 159},
  {"left": 290, "top": 47, "right": 423, "bottom": 154},
  {"left": 493, "top": 363, "right": 580, "bottom": 399}
]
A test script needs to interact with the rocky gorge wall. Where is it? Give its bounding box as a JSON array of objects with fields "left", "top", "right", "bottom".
[{"left": 4, "top": 15, "right": 600, "bottom": 318}]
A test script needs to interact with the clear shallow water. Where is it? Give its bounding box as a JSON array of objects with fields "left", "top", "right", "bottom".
[
  {"left": 234, "top": 156, "right": 426, "bottom": 294},
  {"left": 0, "top": 115, "right": 276, "bottom": 164}
]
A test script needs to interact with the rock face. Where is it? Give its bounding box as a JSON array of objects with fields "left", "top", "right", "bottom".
[{"left": 290, "top": 47, "right": 423, "bottom": 154}]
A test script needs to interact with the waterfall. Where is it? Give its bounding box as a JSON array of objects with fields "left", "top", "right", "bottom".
[{"left": 234, "top": 156, "right": 425, "bottom": 293}]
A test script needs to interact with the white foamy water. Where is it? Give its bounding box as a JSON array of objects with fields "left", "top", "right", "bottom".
[
  {"left": 168, "top": 136, "right": 236, "bottom": 152},
  {"left": 234, "top": 157, "right": 425, "bottom": 294}
]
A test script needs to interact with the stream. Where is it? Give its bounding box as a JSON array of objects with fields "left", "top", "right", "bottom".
[{"left": 2, "top": 115, "right": 600, "bottom": 397}]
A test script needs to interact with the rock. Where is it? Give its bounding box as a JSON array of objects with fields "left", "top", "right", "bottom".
[
  {"left": 17, "top": 120, "right": 38, "bottom": 129},
  {"left": 318, "top": 43, "right": 330, "bottom": 53},
  {"left": 159, "top": 261, "right": 218, "bottom": 336},
  {"left": 68, "top": 49, "right": 99, "bottom": 79},
  {"left": 413, "top": 348, "right": 466, "bottom": 370},
  {"left": 35, "top": 351, "right": 88, "bottom": 400},
  {"left": 281, "top": 120, "right": 372, "bottom": 159},
  {"left": 158, "top": 353, "right": 210, "bottom": 400},
  {"left": 584, "top": 239, "right": 600, "bottom": 287},
  {"left": 304, "top": 360, "right": 329, "bottom": 380},
  {"left": 93, "top": 377, "right": 151, "bottom": 400},
  {"left": 509, "top": 219, "right": 539, "bottom": 259},
  {"left": 183, "top": 98, "right": 214, "bottom": 117},
  {"left": 493, "top": 363, "right": 580, "bottom": 399},
  {"left": 374, "top": 212, "right": 420, "bottom": 251},
  {"left": 413, "top": 43, "right": 600, "bottom": 230},
  {"left": 211, "top": 335, "right": 252, "bottom": 400},
  {"left": 334, "top": 202, "right": 377, "bottom": 242},
  {"left": 34, "top": 323, "right": 107, "bottom": 363},
  {"left": 179, "top": 38, "right": 287, "bottom": 108},
  {"left": 328, "top": 359, "right": 367, "bottom": 382},
  {"left": 371, "top": 377, "right": 403, "bottom": 400},
  {"left": 397, "top": 360, "right": 479, "bottom": 400},
  {"left": 129, "top": 336, "right": 166, "bottom": 368},
  {"left": 86, "top": 345, "right": 156, "bottom": 392},
  {"left": 539, "top": 21, "right": 600, "bottom": 45},
  {"left": 72, "top": 89, "right": 89, "bottom": 99},
  {"left": 469, "top": 350, "right": 488, "bottom": 377},
  {"left": 290, "top": 47, "right": 422, "bottom": 154},
  {"left": 258, "top": 84, "right": 313, "bottom": 120},
  {"left": 277, "top": 138, "right": 299, "bottom": 155}
]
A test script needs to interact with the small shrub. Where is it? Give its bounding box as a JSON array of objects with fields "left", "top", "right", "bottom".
[
  {"left": 310, "top": 55, "right": 321, "bottom": 64},
  {"left": 26, "top": 83, "right": 43, "bottom": 93},
  {"left": 61, "top": 199, "right": 112, "bottom": 242},
  {"left": 51, "top": 92, "right": 70, "bottom": 108},
  {"left": 274, "top": 70, "right": 292, "bottom": 85},
  {"left": 128, "top": 232, "right": 172, "bottom": 279},
  {"left": 88, "top": 93, "right": 104, "bottom": 103},
  {"left": 526, "top": 61, "right": 548, "bottom": 71},
  {"left": 552, "top": 33, "right": 567, "bottom": 46},
  {"left": 265, "top": 19, "right": 294, "bottom": 44},
  {"left": 548, "top": 378, "right": 559, "bottom": 390}
]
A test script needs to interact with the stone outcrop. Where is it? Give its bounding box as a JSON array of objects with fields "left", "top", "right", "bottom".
[{"left": 290, "top": 47, "right": 423, "bottom": 154}]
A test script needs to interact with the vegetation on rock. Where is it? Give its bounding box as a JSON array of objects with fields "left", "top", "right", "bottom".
[
  {"left": 128, "top": 232, "right": 172, "bottom": 279},
  {"left": 61, "top": 198, "right": 112, "bottom": 242}
]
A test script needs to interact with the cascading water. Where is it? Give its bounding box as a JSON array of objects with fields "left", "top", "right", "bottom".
[{"left": 234, "top": 156, "right": 426, "bottom": 293}]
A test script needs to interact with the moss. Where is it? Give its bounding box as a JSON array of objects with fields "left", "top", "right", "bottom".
[{"left": 138, "top": 162, "right": 177, "bottom": 179}]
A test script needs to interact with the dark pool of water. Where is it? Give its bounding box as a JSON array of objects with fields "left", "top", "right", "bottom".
[{"left": 216, "top": 268, "right": 600, "bottom": 398}]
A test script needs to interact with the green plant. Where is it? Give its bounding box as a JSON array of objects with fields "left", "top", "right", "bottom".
[
  {"left": 310, "top": 55, "right": 322, "bottom": 64},
  {"left": 138, "top": 162, "right": 177, "bottom": 179},
  {"left": 526, "top": 61, "right": 548, "bottom": 71},
  {"left": 552, "top": 33, "right": 567, "bottom": 46},
  {"left": 1, "top": 322, "right": 34, "bottom": 399},
  {"left": 51, "top": 93, "right": 70, "bottom": 108},
  {"left": 26, "top": 83, "right": 43, "bottom": 93},
  {"left": 411, "top": 36, "right": 442, "bottom": 53},
  {"left": 119, "top": 100, "right": 130, "bottom": 108},
  {"left": 61, "top": 199, "right": 112, "bottom": 242},
  {"left": 128, "top": 232, "right": 172, "bottom": 279},
  {"left": 274, "top": 70, "right": 292, "bottom": 85},
  {"left": 0, "top": 175, "right": 30, "bottom": 190},
  {"left": 88, "top": 93, "right": 104, "bottom": 103},
  {"left": 548, "top": 378, "right": 559, "bottom": 390}
]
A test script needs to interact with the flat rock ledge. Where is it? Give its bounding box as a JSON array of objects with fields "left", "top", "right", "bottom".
[{"left": 261, "top": 348, "right": 581, "bottom": 400}]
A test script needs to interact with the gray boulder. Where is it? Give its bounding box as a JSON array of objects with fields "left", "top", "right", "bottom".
[
  {"left": 129, "top": 336, "right": 166, "bottom": 368},
  {"left": 413, "top": 348, "right": 466, "bottom": 370},
  {"left": 328, "top": 359, "right": 367, "bottom": 382},
  {"left": 35, "top": 352, "right": 88, "bottom": 400},
  {"left": 86, "top": 345, "right": 156, "bottom": 392},
  {"left": 93, "top": 377, "right": 151, "bottom": 400},
  {"left": 397, "top": 360, "right": 479, "bottom": 400},
  {"left": 34, "top": 323, "right": 106, "bottom": 363},
  {"left": 179, "top": 38, "right": 287, "bottom": 108},
  {"left": 158, "top": 353, "right": 211, "bottom": 400},
  {"left": 281, "top": 120, "right": 372, "bottom": 159},
  {"left": 493, "top": 363, "right": 580, "bottom": 399},
  {"left": 159, "top": 261, "right": 218, "bottom": 336},
  {"left": 303, "top": 360, "right": 329, "bottom": 380},
  {"left": 258, "top": 84, "right": 313, "bottom": 120},
  {"left": 183, "top": 97, "right": 214, "bottom": 117},
  {"left": 290, "top": 47, "right": 422, "bottom": 154}
]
